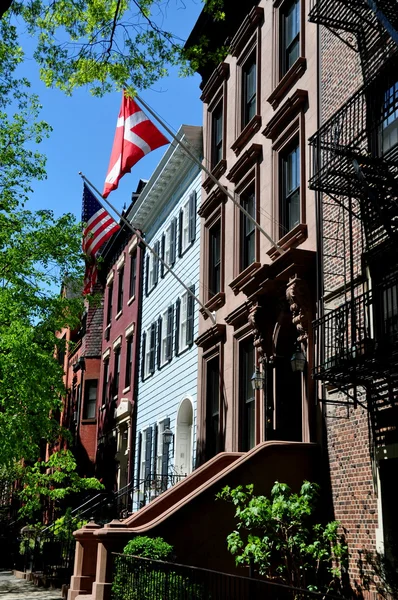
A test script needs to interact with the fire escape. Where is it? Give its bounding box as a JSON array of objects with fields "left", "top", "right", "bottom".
[{"left": 309, "top": 0, "right": 398, "bottom": 448}]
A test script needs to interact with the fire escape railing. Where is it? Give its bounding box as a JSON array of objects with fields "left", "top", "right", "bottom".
[{"left": 313, "top": 275, "right": 398, "bottom": 382}]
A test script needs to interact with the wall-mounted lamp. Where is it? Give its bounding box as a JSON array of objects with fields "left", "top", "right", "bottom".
[
  {"left": 291, "top": 346, "right": 306, "bottom": 373},
  {"left": 162, "top": 426, "right": 174, "bottom": 446},
  {"left": 251, "top": 366, "right": 265, "bottom": 391}
]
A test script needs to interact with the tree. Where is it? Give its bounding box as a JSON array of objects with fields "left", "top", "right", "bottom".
[
  {"left": 218, "top": 481, "right": 349, "bottom": 595},
  {"left": 6, "top": 0, "right": 226, "bottom": 95}
]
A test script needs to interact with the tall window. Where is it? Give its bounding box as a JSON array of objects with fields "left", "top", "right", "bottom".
[
  {"left": 242, "top": 53, "right": 256, "bottom": 128},
  {"left": 106, "top": 282, "right": 113, "bottom": 325},
  {"left": 212, "top": 102, "right": 223, "bottom": 167},
  {"left": 381, "top": 81, "right": 398, "bottom": 155},
  {"left": 281, "top": 0, "right": 300, "bottom": 76},
  {"left": 125, "top": 336, "right": 133, "bottom": 388},
  {"left": 102, "top": 358, "right": 109, "bottom": 404},
  {"left": 206, "top": 356, "right": 220, "bottom": 460},
  {"left": 117, "top": 266, "right": 124, "bottom": 313},
  {"left": 280, "top": 142, "right": 300, "bottom": 236},
  {"left": 179, "top": 292, "right": 188, "bottom": 351},
  {"left": 181, "top": 202, "right": 190, "bottom": 253},
  {"left": 129, "top": 252, "right": 137, "bottom": 299},
  {"left": 83, "top": 380, "right": 97, "bottom": 419},
  {"left": 209, "top": 221, "right": 221, "bottom": 298},
  {"left": 240, "top": 188, "right": 256, "bottom": 270},
  {"left": 160, "top": 309, "right": 169, "bottom": 365},
  {"left": 240, "top": 339, "right": 255, "bottom": 451},
  {"left": 113, "top": 348, "right": 121, "bottom": 396}
]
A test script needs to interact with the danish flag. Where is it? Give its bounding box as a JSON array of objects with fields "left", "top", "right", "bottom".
[
  {"left": 82, "top": 183, "right": 120, "bottom": 295},
  {"left": 103, "top": 93, "right": 169, "bottom": 198}
]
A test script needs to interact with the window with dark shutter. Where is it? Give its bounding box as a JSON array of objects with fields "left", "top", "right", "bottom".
[
  {"left": 149, "top": 322, "right": 156, "bottom": 374},
  {"left": 178, "top": 210, "right": 183, "bottom": 257},
  {"left": 166, "top": 305, "right": 174, "bottom": 361},
  {"left": 189, "top": 191, "right": 197, "bottom": 244},
  {"left": 141, "top": 332, "right": 146, "bottom": 380},
  {"left": 186, "top": 285, "right": 195, "bottom": 346},
  {"left": 170, "top": 218, "right": 177, "bottom": 265},
  {"left": 145, "top": 427, "right": 152, "bottom": 480},
  {"left": 154, "top": 240, "right": 160, "bottom": 286},
  {"left": 157, "top": 317, "right": 162, "bottom": 368},
  {"left": 161, "top": 418, "right": 170, "bottom": 478},
  {"left": 145, "top": 255, "right": 149, "bottom": 295},
  {"left": 160, "top": 234, "right": 165, "bottom": 278},
  {"left": 136, "top": 431, "right": 142, "bottom": 485},
  {"left": 152, "top": 423, "right": 158, "bottom": 477},
  {"left": 175, "top": 298, "right": 181, "bottom": 355}
]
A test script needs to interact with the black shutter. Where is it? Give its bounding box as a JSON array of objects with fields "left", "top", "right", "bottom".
[
  {"left": 154, "top": 241, "right": 160, "bottom": 286},
  {"left": 161, "top": 418, "right": 170, "bottom": 478},
  {"left": 141, "top": 331, "right": 146, "bottom": 380},
  {"left": 175, "top": 297, "right": 181, "bottom": 356},
  {"left": 152, "top": 423, "right": 158, "bottom": 477},
  {"left": 189, "top": 191, "right": 197, "bottom": 244},
  {"left": 145, "top": 427, "right": 152, "bottom": 480},
  {"left": 166, "top": 305, "right": 174, "bottom": 361},
  {"left": 157, "top": 316, "right": 162, "bottom": 369},
  {"left": 170, "top": 218, "right": 177, "bottom": 265},
  {"left": 145, "top": 255, "right": 149, "bottom": 295},
  {"left": 160, "top": 234, "right": 165, "bottom": 278},
  {"left": 178, "top": 210, "right": 183, "bottom": 257},
  {"left": 136, "top": 431, "right": 142, "bottom": 485},
  {"left": 186, "top": 285, "right": 195, "bottom": 346},
  {"left": 149, "top": 322, "right": 156, "bottom": 374}
]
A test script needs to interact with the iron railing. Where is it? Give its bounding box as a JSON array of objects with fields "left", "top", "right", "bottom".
[
  {"left": 111, "top": 554, "right": 343, "bottom": 600},
  {"left": 132, "top": 473, "right": 187, "bottom": 512},
  {"left": 308, "top": 0, "right": 396, "bottom": 80},
  {"left": 313, "top": 278, "right": 398, "bottom": 381}
]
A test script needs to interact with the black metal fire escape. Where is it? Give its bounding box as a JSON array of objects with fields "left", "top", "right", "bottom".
[{"left": 309, "top": 0, "right": 398, "bottom": 445}]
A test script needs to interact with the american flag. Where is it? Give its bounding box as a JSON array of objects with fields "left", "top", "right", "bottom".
[{"left": 82, "top": 183, "right": 120, "bottom": 295}]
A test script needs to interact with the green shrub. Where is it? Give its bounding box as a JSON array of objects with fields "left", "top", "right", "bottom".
[{"left": 122, "top": 536, "right": 174, "bottom": 560}]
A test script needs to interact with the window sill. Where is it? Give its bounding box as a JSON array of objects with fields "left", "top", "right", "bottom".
[
  {"left": 231, "top": 115, "right": 262, "bottom": 156},
  {"left": 115, "top": 310, "right": 122, "bottom": 321},
  {"left": 203, "top": 159, "right": 227, "bottom": 194},
  {"left": 122, "top": 386, "right": 131, "bottom": 394},
  {"left": 267, "top": 57, "right": 307, "bottom": 110},
  {"left": 127, "top": 295, "right": 135, "bottom": 306},
  {"left": 200, "top": 292, "right": 225, "bottom": 319},
  {"left": 229, "top": 262, "right": 261, "bottom": 296},
  {"left": 267, "top": 223, "right": 308, "bottom": 260},
  {"left": 81, "top": 418, "right": 97, "bottom": 425}
]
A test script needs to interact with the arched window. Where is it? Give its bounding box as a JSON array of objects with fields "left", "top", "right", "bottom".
[{"left": 175, "top": 398, "right": 193, "bottom": 475}]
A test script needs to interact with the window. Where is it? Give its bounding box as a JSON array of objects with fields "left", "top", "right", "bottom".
[
  {"left": 129, "top": 252, "right": 137, "bottom": 299},
  {"left": 140, "top": 427, "right": 153, "bottom": 481},
  {"left": 146, "top": 242, "right": 159, "bottom": 293},
  {"left": 125, "top": 336, "right": 133, "bottom": 388},
  {"left": 212, "top": 102, "right": 223, "bottom": 167},
  {"left": 102, "top": 358, "right": 109, "bottom": 404},
  {"left": 156, "top": 418, "right": 170, "bottom": 479},
  {"left": 83, "top": 380, "right": 97, "bottom": 419},
  {"left": 113, "top": 347, "right": 121, "bottom": 396},
  {"left": 117, "top": 266, "right": 124, "bottom": 313},
  {"left": 379, "top": 274, "right": 398, "bottom": 344},
  {"left": 177, "top": 288, "right": 194, "bottom": 353},
  {"left": 240, "top": 188, "right": 256, "bottom": 270},
  {"left": 240, "top": 339, "right": 256, "bottom": 451},
  {"left": 206, "top": 357, "right": 220, "bottom": 460},
  {"left": 160, "top": 309, "right": 168, "bottom": 366},
  {"left": 106, "top": 282, "right": 113, "bottom": 325},
  {"left": 179, "top": 192, "right": 196, "bottom": 255},
  {"left": 209, "top": 221, "right": 221, "bottom": 298},
  {"left": 242, "top": 53, "right": 257, "bottom": 128},
  {"left": 381, "top": 81, "right": 398, "bottom": 155},
  {"left": 281, "top": 0, "right": 300, "bottom": 76},
  {"left": 143, "top": 324, "right": 156, "bottom": 378},
  {"left": 280, "top": 142, "right": 300, "bottom": 236}
]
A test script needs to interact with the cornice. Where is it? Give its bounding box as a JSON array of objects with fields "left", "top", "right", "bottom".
[
  {"left": 262, "top": 89, "right": 308, "bottom": 141},
  {"left": 224, "top": 302, "right": 250, "bottom": 328},
  {"left": 195, "top": 323, "right": 226, "bottom": 350},
  {"left": 200, "top": 63, "right": 230, "bottom": 104},
  {"left": 230, "top": 7, "right": 264, "bottom": 57},
  {"left": 198, "top": 187, "right": 227, "bottom": 219},
  {"left": 226, "top": 143, "right": 262, "bottom": 183}
]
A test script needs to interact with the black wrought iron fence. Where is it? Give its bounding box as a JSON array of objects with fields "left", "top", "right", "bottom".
[
  {"left": 111, "top": 554, "right": 342, "bottom": 600},
  {"left": 132, "top": 473, "right": 187, "bottom": 512}
]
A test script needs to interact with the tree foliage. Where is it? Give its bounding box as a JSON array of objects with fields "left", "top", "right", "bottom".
[
  {"left": 218, "top": 481, "right": 349, "bottom": 595},
  {"left": 18, "top": 450, "right": 104, "bottom": 519},
  {"left": 6, "top": 0, "right": 226, "bottom": 95}
]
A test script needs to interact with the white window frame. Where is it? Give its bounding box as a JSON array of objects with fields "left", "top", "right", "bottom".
[
  {"left": 160, "top": 309, "right": 168, "bottom": 366},
  {"left": 144, "top": 326, "right": 152, "bottom": 378},
  {"left": 148, "top": 252, "right": 156, "bottom": 290},
  {"left": 182, "top": 201, "right": 190, "bottom": 253},
  {"left": 164, "top": 224, "right": 172, "bottom": 266},
  {"left": 139, "top": 429, "right": 147, "bottom": 482},
  {"left": 179, "top": 292, "right": 188, "bottom": 351},
  {"left": 156, "top": 420, "right": 166, "bottom": 477}
]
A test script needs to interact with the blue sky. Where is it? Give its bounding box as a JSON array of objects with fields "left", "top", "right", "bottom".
[{"left": 18, "top": 1, "right": 204, "bottom": 223}]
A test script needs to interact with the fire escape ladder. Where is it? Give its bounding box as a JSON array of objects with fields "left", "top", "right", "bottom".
[
  {"left": 366, "top": 0, "right": 398, "bottom": 45},
  {"left": 368, "top": 374, "right": 398, "bottom": 448}
]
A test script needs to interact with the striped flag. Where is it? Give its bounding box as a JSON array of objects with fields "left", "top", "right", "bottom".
[
  {"left": 82, "top": 183, "right": 120, "bottom": 295},
  {"left": 103, "top": 92, "right": 169, "bottom": 198}
]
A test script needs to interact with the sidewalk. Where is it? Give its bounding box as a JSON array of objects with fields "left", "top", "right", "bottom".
[{"left": 0, "top": 571, "right": 62, "bottom": 599}]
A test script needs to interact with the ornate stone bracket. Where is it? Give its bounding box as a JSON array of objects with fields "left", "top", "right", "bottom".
[
  {"left": 286, "top": 276, "right": 311, "bottom": 344},
  {"left": 248, "top": 301, "right": 267, "bottom": 363}
]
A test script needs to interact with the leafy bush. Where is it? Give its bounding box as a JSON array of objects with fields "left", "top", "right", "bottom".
[
  {"left": 122, "top": 536, "right": 174, "bottom": 560},
  {"left": 218, "top": 481, "right": 348, "bottom": 596}
]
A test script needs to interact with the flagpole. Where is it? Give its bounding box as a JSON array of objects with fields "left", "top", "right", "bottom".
[
  {"left": 79, "top": 172, "right": 217, "bottom": 325},
  {"left": 135, "top": 93, "right": 285, "bottom": 255}
]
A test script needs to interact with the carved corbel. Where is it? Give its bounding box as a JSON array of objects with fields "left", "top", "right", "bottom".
[
  {"left": 248, "top": 301, "right": 267, "bottom": 362},
  {"left": 286, "top": 276, "right": 311, "bottom": 344}
]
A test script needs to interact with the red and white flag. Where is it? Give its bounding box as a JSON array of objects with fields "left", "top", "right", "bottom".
[{"left": 103, "top": 93, "right": 169, "bottom": 198}]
